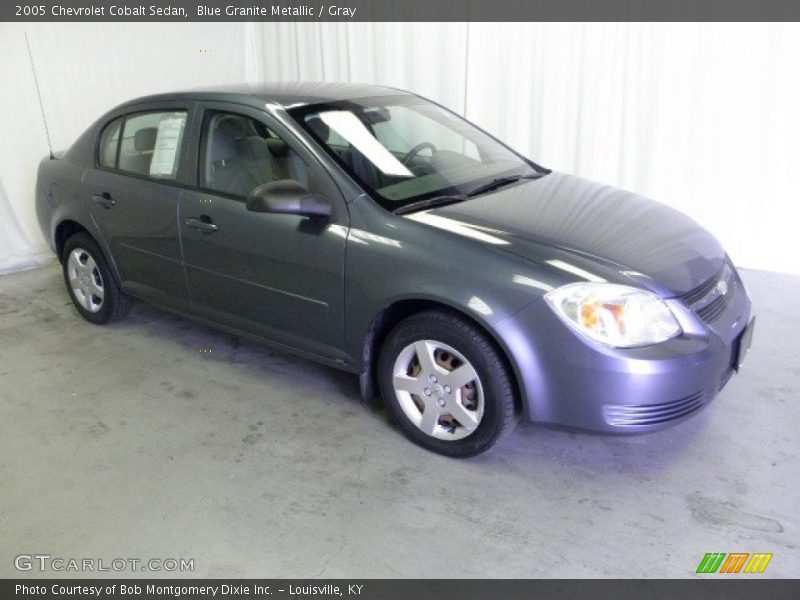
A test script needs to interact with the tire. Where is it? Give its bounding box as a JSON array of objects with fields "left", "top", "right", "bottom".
[
  {"left": 377, "top": 309, "right": 518, "bottom": 457},
  {"left": 62, "top": 232, "right": 132, "bottom": 325}
]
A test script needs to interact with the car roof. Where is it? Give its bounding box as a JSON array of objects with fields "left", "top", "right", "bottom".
[{"left": 117, "top": 82, "right": 411, "bottom": 110}]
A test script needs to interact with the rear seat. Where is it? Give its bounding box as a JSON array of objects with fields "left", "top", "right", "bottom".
[{"left": 119, "top": 127, "right": 157, "bottom": 175}]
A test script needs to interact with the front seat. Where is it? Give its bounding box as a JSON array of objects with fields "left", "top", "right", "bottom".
[
  {"left": 265, "top": 137, "right": 310, "bottom": 187},
  {"left": 208, "top": 123, "right": 263, "bottom": 197},
  {"left": 235, "top": 136, "right": 274, "bottom": 184},
  {"left": 306, "top": 115, "right": 382, "bottom": 189}
]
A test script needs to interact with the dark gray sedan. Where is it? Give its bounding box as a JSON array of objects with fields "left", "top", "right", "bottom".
[{"left": 35, "top": 83, "right": 754, "bottom": 456}]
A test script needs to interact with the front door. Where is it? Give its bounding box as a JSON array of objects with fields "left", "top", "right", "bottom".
[{"left": 179, "top": 104, "right": 349, "bottom": 363}]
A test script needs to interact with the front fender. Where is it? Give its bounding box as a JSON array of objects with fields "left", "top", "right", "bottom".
[{"left": 342, "top": 197, "right": 580, "bottom": 414}]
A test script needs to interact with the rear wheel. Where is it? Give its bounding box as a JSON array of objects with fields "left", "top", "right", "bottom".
[
  {"left": 62, "top": 232, "right": 132, "bottom": 324},
  {"left": 377, "top": 310, "right": 518, "bottom": 457}
]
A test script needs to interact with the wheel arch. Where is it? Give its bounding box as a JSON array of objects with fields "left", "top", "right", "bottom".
[
  {"left": 358, "top": 298, "right": 525, "bottom": 417},
  {"left": 55, "top": 219, "right": 89, "bottom": 261},
  {"left": 54, "top": 218, "right": 123, "bottom": 286}
]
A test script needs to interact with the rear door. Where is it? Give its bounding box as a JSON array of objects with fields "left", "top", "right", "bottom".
[
  {"left": 83, "top": 103, "right": 192, "bottom": 310},
  {"left": 178, "top": 102, "right": 350, "bottom": 363}
]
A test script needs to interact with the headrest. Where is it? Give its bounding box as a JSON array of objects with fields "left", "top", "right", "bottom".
[
  {"left": 210, "top": 126, "right": 236, "bottom": 163},
  {"left": 134, "top": 127, "right": 157, "bottom": 152},
  {"left": 306, "top": 116, "right": 330, "bottom": 142},
  {"left": 266, "top": 138, "right": 289, "bottom": 157},
  {"left": 235, "top": 136, "right": 271, "bottom": 161},
  {"left": 217, "top": 116, "right": 247, "bottom": 138}
]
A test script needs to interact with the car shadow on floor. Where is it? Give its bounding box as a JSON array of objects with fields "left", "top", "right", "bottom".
[
  {"left": 118, "top": 300, "right": 369, "bottom": 403},
  {"left": 107, "top": 298, "right": 712, "bottom": 475}
]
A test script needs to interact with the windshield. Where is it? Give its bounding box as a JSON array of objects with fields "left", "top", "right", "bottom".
[{"left": 289, "top": 95, "right": 546, "bottom": 211}]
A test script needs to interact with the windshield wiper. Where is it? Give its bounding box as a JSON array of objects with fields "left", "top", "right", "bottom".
[
  {"left": 393, "top": 194, "right": 468, "bottom": 215},
  {"left": 393, "top": 172, "right": 545, "bottom": 215},
  {"left": 465, "top": 173, "right": 543, "bottom": 198}
]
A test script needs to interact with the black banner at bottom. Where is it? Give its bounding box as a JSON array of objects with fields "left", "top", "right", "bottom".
[{"left": 2, "top": 579, "right": 799, "bottom": 600}]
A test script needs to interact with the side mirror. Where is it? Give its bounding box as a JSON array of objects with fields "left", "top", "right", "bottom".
[{"left": 246, "top": 180, "right": 331, "bottom": 218}]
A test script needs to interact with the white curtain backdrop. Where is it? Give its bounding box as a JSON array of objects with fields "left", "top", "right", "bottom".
[
  {"left": 0, "top": 23, "right": 250, "bottom": 273},
  {"left": 2, "top": 22, "right": 799, "bottom": 275}
]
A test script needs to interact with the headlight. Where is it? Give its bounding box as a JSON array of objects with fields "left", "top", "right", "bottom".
[{"left": 544, "top": 283, "right": 681, "bottom": 348}]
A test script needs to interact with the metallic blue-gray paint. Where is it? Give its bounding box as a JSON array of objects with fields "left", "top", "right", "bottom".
[{"left": 35, "top": 82, "right": 752, "bottom": 433}]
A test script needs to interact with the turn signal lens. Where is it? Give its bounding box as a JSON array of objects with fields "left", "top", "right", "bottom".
[{"left": 545, "top": 283, "right": 681, "bottom": 347}]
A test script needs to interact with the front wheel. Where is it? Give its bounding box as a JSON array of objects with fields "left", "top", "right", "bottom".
[{"left": 377, "top": 310, "right": 518, "bottom": 457}]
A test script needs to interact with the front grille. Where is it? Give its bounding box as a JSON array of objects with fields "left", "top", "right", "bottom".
[
  {"left": 697, "top": 295, "right": 729, "bottom": 322},
  {"left": 604, "top": 391, "right": 706, "bottom": 426},
  {"left": 680, "top": 260, "right": 735, "bottom": 324},
  {"left": 681, "top": 268, "right": 725, "bottom": 305}
]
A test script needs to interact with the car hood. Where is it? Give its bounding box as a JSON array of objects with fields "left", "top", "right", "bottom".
[{"left": 421, "top": 172, "right": 725, "bottom": 296}]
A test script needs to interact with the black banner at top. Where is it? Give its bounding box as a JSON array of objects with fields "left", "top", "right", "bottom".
[{"left": 5, "top": 0, "right": 800, "bottom": 22}]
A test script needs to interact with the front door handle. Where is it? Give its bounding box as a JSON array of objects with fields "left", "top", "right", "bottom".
[
  {"left": 92, "top": 192, "right": 115, "bottom": 208},
  {"left": 186, "top": 216, "right": 218, "bottom": 234}
]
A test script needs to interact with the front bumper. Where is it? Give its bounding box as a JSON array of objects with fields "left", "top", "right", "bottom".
[{"left": 496, "top": 268, "right": 752, "bottom": 432}]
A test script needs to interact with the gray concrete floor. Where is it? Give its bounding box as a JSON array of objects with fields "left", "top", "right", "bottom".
[{"left": 0, "top": 265, "right": 798, "bottom": 579}]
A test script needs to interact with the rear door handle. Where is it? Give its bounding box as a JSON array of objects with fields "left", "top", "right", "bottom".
[
  {"left": 186, "top": 216, "right": 218, "bottom": 234},
  {"left": 92, "top": 192, "right": 115, "bottom": 208}
]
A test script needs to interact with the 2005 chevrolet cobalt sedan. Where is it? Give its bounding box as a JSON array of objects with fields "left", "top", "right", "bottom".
[{"left": 36, "top": 83, "right": 754, "bottom": 456}]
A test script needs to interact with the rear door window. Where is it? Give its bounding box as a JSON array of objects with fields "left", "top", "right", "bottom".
[
  {"left": 97, "top": 117, "right": 122, "bottom": 168},
  {"left": 98, "top": 110, "right": 188, "bottom": 181}
]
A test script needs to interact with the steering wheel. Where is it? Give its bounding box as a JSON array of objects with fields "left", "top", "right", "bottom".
[{"left": 402, "top": 142, "right": 437, "bottom": 166}]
